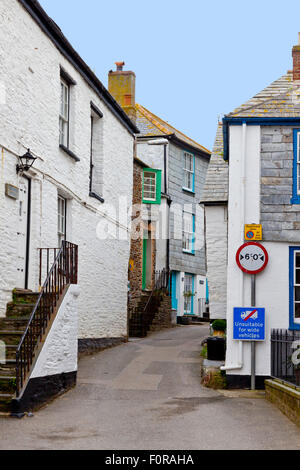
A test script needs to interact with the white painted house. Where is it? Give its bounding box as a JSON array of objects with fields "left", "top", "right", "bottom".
[
  {"left": 203, "top": 39, "right": 300, "bottom": 388},
  {"left": 0, "top": 0, "right": 138, "bottom": 412}
]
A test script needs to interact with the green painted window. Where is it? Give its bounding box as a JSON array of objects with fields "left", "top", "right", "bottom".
[{"left": 142, "top": 169, "right": 162, "bottom": 204}]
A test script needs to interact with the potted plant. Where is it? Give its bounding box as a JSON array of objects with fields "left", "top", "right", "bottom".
[{"left": 211, "top": 319, "right": 227, "bottom": 337}]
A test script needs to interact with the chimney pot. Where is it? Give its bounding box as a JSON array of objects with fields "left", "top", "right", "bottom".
[
  {"left": 115, "top": 61, "right": 125, "bottom": 71},
  {"left": 292, "top": 35, "right": 300, "bottom": 80}
]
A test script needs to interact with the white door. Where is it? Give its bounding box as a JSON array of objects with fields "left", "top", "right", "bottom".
[{"left": 16, "top": 177, "right": 30, "bottom": 288}]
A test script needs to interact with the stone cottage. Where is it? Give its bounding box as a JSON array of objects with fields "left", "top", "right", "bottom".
[{"left": 108, "top": 63, "right": 211, "bottom": 323}]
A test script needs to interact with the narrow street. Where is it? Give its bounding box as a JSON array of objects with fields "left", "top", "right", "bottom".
[{"left": 0, "top": 325, "right": 299, "bottom": 450}]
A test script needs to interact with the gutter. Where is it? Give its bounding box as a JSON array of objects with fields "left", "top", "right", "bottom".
[{"left": 223, "top": 116, "right": 300, "bottom": 161}]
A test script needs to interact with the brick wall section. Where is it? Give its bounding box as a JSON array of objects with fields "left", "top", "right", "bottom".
[
  {"left": 261, "top": 126, "right": 300, "bottom": 242},
  {"left": 128, "top": 160, "right": 156, "bottom": 314}
]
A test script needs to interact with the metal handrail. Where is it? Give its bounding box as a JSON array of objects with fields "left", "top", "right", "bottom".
[
  {"left": 15, "top": 241, "right": 78, "bottom": 397},
  {"left": 143, "top": 269, "right": 170, "bottom": 314}
]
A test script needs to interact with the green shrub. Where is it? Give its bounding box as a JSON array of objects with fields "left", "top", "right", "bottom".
[{"left": 212, "top": 319, "right": 227, "bottom": 332}]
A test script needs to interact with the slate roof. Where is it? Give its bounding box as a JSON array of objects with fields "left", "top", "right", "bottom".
[
  {"left": 134, "top": 104, "right": 211, "bottom": 156},
  {"left": 227, "top": 71, "right": 300, "bottom": 118},
  {"left": 201, "top": 124, "right": 228, "bottom": 203}
]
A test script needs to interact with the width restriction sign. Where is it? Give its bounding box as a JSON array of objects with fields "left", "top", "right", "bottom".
[{"left": 236, "top": 242, "right": 269, "bottom": 275}]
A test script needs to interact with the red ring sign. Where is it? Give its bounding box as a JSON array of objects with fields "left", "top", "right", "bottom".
[{"left": 236, "top": 242, "right": 269, "bottom": 275}]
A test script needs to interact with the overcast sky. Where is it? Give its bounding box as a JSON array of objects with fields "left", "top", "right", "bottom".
[{"left": 40, "top": 0, "right": 300, "bottom": 151}]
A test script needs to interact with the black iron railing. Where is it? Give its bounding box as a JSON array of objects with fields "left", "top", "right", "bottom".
[
  {"left": 271, "top": 329, "right": 300, "bottom": 388},
  {"left": 154, "top": 269, "right": 170, "bottom": 292},
  {"left": 144, "top": 269, "right": 170, "bottom": 315},
  {"left": 38, "top": 247, "right": 60, "bottom": 289},
  {"left": 15, "top": 241, "right": 78, "bottom": 397}
]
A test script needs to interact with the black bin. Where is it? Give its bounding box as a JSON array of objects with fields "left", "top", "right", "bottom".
[{"left": 207, "top": 337, "right": 226, "bottom": 361}]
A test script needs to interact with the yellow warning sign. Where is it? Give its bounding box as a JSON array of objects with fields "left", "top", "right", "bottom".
[
  {"left": 244, "top": 224, "right": 262, "bottom": 241},
  {"left": 129, "top": 259, "right": 134, "bottom": 272}
]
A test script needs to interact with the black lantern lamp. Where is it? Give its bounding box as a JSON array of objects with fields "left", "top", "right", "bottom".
[{"left": 16, "top": 149, "right": 37, "bottom": 174}]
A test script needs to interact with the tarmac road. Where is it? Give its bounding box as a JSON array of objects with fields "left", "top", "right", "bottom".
[{"left": 0, "top": 324, "right": 299, "bottom": 450}]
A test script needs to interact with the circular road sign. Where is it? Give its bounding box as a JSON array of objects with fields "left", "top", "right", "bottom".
[{"left": 236, "top": 242, "right": 269, "bottom": 275}]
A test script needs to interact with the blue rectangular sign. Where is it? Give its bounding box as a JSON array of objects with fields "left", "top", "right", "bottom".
[{"left": 233, "top": 307, "right": 265, "bottom": 341}]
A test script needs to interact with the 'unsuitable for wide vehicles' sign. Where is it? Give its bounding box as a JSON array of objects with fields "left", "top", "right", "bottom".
[{"left": 233, "top": 307, "right": 265, "bottom": 341}]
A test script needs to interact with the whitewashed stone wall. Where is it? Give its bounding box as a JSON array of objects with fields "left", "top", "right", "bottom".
[
  {"left": 205, "top": 205, "right": 228, "bottom": 319},
  {"left": 31, "top": 285, "right": 80, "bottom": 379},
  {"left": 0, "top": 0, "right": 133, "bottom": 341}
]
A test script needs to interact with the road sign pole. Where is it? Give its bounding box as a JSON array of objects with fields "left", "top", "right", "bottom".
[{"left": 251, "top": 274, "right": 256, "bottom": 390}]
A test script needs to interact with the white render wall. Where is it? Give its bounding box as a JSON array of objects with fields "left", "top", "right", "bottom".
[
  {"left": 225, "top": 124, "right": 291, "bottom": 377},
  {"left": 205, "top": 205, "right": 228, "bottom": 320},
  {"left": 31, "top": 285, "right": 80, "bottom": 379},
  {"left": 0, "top": 0, "right": 133, "bottom": 340}
]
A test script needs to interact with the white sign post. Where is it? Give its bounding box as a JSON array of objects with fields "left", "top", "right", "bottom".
[{"left": 236, "top": 242, "right": 269, "bottom": 390}]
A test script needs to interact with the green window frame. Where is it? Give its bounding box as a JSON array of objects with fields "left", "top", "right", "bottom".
[{"left": 142, "top": 169, "right": 162, "bottom": 204}]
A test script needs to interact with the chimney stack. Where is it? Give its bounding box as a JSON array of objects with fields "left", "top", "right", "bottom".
[
  {"left": 108, "top": 62, "right": 136, "bottom": 108},
  {"left": 292, "top": 33, "right": 300, "bottom": 81}
]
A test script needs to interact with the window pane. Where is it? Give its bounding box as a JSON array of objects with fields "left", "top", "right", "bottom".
[
  {"left": 295, "top": 303, "right": 300, "bottom": 319},
  {"left": 296, "top": 269, "right": 300, "bottom": 285},
  {"left": 144, "top": 172, "right": 156, "bottom": 200},
  {"left": 296, "top": 253, "right": 300, "bottom": 268},
  {"left": 295, "top": 287, "right": 300, "bottom": 302}
]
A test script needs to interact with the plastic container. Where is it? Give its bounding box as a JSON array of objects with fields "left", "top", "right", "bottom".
[{"left": 207, "top": 336, "right": 226, "bottom": 361}]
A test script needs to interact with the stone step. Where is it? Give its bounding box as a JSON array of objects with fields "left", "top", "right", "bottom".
[
  {"left": 0, "top": 375, "right": 16, "bottom": 394},
  {"left": 0, "top": 331, "right": 25, "bottom": 346},
  {"left": 0, "top": 394, "right": 13, "bottom": 412},
  {"left": 3, "top": 345, "right": 18, "bottom": 360},
  {"left": 0, "top": 318, "right": 29, "bottom": 332},
  {"left": 6, "top": 302, "right": 35, "bottom": 318},
  {"left": 0, "top": 359, "right": 17, "bottom": 372},
  {"left": 12, "top": 289, "right": 39, "bottom": 305}
]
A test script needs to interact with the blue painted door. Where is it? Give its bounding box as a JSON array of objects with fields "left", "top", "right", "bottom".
[{"left": 171, "top": 272, "right": 178, "bottom": 310}]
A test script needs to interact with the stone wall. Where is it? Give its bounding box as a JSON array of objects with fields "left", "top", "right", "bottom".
[
  {"left": 128, "top": 161, "right": 144, "bottom": 311},
  {"left": 265, "top": 379, "right": 300, "bottom": 428},
  {"left": 0, "top": 0, "right": 134, "bottom": 343},
  {"left": 261, "top": 126, "right": 300, "bottom": 242}
]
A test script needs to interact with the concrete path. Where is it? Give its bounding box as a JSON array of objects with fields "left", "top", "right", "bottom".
[{"left": 0, "top": 325, "right": 299, "bottom": 450}]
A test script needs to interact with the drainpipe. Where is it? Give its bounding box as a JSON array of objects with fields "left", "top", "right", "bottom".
[{"left": 221, "top": 122, "right": 247, "bottom": 372}]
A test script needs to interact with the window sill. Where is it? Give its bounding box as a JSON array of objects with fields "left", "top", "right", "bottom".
[
  {"left": 289, "top": 323, "right": 300, "bottom": 330},
  {"left": 183, "top": 249, "right": 195, "bottom": 256},
  {"left": 182, "top": 187, "right": 195, "bottom": 195},
  {"left": 89, "top": 191, "right": 105, "bottom": 203},
  {"left": 142, "top": 199, "right": 161, "bottom": 205},
  {"left": 59, "top": 144, "right": 80, "bottom": 162}
]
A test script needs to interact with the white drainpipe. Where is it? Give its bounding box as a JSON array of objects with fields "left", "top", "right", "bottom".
[{"left": 221, "top": 123, "right": 247, "bottom": 372}]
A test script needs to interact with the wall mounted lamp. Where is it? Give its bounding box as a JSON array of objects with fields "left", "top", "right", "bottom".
[{"left": 16, "top": 149, "right": 37, "bottom": 174}]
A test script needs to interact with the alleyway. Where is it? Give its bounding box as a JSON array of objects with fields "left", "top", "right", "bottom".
[{"left": 0, "top": 325, "right": 299, "bottom": 450}]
